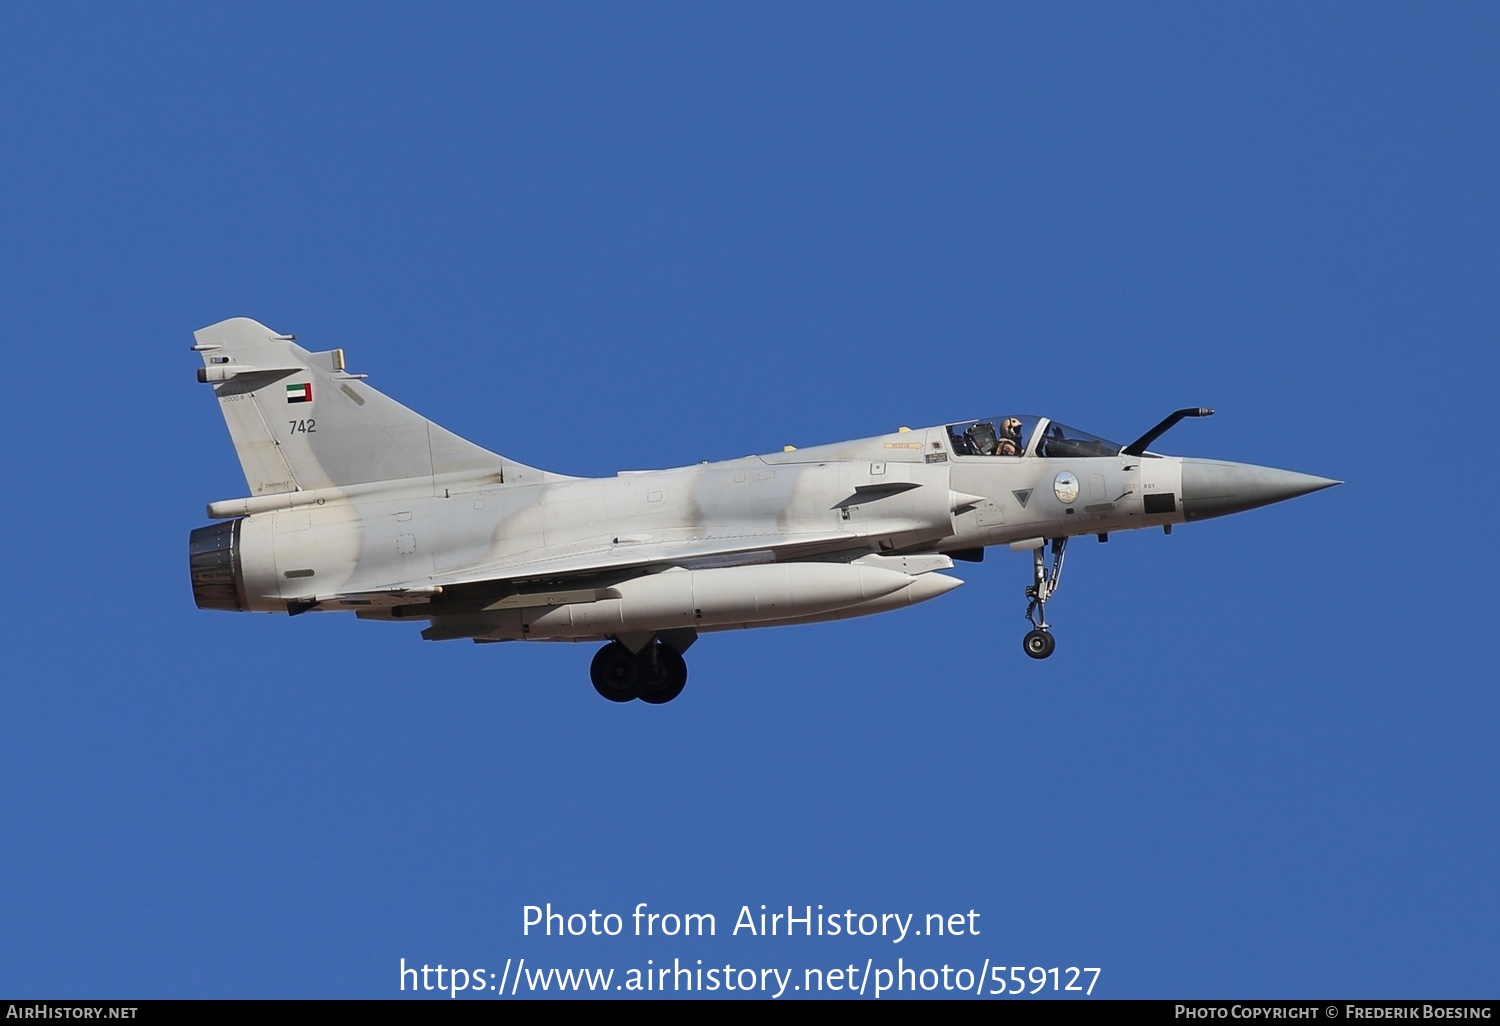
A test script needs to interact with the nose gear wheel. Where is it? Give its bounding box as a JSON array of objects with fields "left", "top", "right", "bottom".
[{"left": 1023, "top": 628, "right": 1056, "bottom": 659}]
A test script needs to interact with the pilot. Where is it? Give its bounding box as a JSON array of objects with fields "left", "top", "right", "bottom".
[{"left": 994, "top": 417, "right": 1024, "bottom": 456}]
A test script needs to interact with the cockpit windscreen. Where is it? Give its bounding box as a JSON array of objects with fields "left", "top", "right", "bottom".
[{"left": 1033, "top": 421, "right": 1123, "bottom": 458}]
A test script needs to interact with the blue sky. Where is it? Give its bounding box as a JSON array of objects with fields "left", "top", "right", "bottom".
[{"left": 1, "top": 3, "right": 1495, "bottom": 999}]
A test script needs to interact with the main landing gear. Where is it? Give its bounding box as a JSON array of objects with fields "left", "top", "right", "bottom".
[
  {"left": 1023, "top": 537, "right": 1067, "bottom": 660},
  {"left": 590, "top": 639, "right": 689, "bottom": 704}
]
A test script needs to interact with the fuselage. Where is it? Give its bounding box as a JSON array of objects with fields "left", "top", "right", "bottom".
[
  {"left": 191, "top": 412, "right": 1338, "bottom": 653},
  {"left": 194, "top": 417, "right": 1201, "bottom": 628},
  {"left": 188, "top": 317, "right": 1339, "bottom": 697}
]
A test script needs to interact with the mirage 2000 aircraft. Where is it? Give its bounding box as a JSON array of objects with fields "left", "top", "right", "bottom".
[{"left": 188, "top": 317, "right": 1338, "bottom": 704}]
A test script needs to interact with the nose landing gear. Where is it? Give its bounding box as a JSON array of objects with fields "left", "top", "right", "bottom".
[{"left": 1023, "top": 537, "right": 1067, "bottom": 660}]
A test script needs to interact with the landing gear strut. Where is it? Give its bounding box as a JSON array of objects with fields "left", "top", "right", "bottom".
[
  {"left": 1023, "top": 537, "right": 1067, "bottom": 660},
  {"left": 590, "top": 638, "right": 690, "bottom": 704}
]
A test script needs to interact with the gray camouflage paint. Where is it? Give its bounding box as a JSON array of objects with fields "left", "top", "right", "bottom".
[{"left": 190, "top": 318, "right": 1338, "bottom": 644}]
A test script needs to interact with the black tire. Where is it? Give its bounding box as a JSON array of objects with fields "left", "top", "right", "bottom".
[
  {"left": 590, "top": 641, "right": 640, "bottom": 702},
  {"left": 1023, "top": 629, "right": 1056, "bottom": 660},
  {"left": 637, "top": 644, "right": 688, "bottom": 705}
]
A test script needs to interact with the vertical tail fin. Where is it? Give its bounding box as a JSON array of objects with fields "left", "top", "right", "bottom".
[{"left": 192, "top": 318, "right": 548, "bottom": 496}]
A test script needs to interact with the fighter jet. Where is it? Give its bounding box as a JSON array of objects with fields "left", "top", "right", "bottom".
[{"left": 188, "top": 318, "right": 1339, "bottom": 704}]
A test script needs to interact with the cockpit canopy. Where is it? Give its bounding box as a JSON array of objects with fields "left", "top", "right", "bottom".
[
  {"left": 945, "top": 416, "right": 1123, "bottom": 459},
  {"left": 948, "top": 415, "right": 1035, "bottom": 456}
]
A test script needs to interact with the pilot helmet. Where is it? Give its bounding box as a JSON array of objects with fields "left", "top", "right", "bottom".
[{"left": 1001, "top": 417, "right": 1023, "bottom": 439}]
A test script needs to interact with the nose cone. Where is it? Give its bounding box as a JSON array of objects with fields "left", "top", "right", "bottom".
[{"left": 1180, "top": 459, "right": 1340, "bottom": 522}]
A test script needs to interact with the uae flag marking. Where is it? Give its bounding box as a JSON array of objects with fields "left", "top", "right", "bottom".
[{"left": 286, "top": 382, "right": 313, "bottom": 404}]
